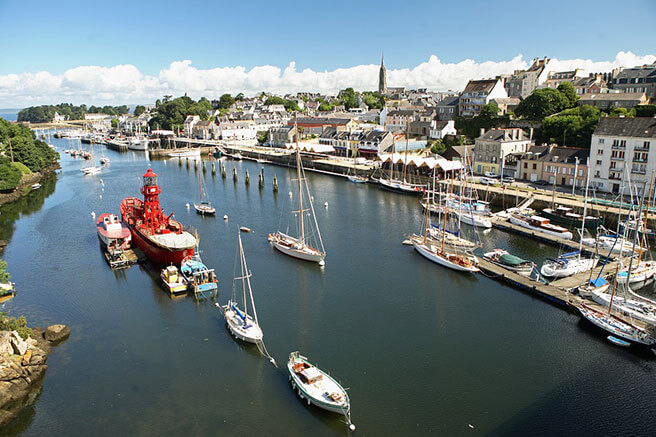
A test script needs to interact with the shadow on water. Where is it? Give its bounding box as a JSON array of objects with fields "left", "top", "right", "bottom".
[{"left": 0, "top": 172, "right": 58, "bottom": 242}]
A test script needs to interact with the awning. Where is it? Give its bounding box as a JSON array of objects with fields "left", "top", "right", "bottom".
[
  {"left": 286, "top": 142, "right": 335, "bottom": 153},
  {"left": 376, "top": 153, "right": 463, "bottom": 171}
]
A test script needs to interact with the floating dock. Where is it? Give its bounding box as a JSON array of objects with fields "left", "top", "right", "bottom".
[{"left": 104, "top": 248, "right": 145, "bottom": 269}]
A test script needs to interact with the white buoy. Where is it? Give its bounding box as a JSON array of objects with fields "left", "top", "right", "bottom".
[
  {"left": 186, "top": 203, "right": 190, "bottom": 209},
  {"left": 91, "top": 211, "right": 96, "bottom": 218},
  {"left": 324, "top": 201, "right": 328, "bottom": 208},
  {"left": 289, "top": 191, "right": 293, "bottom": 198},
  {"left": 349, "top": 424, "right": 356, "bottom": 431},
  {"left": 101, "top": 188, "right": 104, "bottom": 192},
  {"left": 310, "top": 196, "right": 314, "bottom": 202},
  {"left": 319, "top": 260, "right": 325, "bottom": 266},
  {"left": 223, "top": 215, "right": 228, "bottom": 221},
  {"left": 99, "top": 194, "right": 102, "bottom": 199},
  {"left": 100, "top": 179, "right": 104, "bottom": 186}
]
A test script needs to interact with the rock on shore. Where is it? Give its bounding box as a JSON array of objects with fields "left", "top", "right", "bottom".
[{"left": 0, "top": 325, "right": 68, "bottom": 427}]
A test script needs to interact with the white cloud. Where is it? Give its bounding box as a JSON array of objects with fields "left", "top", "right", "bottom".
[{"left": 0, "top": 51, "right": 654, "bottom": 108}]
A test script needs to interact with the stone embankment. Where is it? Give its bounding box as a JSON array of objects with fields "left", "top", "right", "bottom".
[{"left": 0, "top": 324, "right": 69, "bottom": 427}]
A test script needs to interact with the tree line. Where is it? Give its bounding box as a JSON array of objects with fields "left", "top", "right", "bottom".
[
  {"left": 0, "top": 117, "right": 58, "bottom": 190},
  {"left": 17, "top": 103, "right": 130, "bottom": 123}
]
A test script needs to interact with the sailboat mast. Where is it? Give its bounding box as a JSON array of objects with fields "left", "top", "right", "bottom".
[
  {"left": 625, "top": 177, "right": 649, "bottom": 288},
  {"left": 578, "top": 158, "right": 590, "bottom": 255},
  {"left": 295, "top": 116, "right": 305, "bottom": 245},
  {"left": 402, "top": 125, "right": 409, "bottom": 183},
  {"left": 441, "top": 171, "right": 450, "bottom": 252},
  {"left": 240, "top": 235, "right": 259, "bottom": 324},
  {"left": 637, "top": 171, "right": 654, "bottom": 264},
  {"left": 238, "top": 233, "right": 248, "bottom": 318}
]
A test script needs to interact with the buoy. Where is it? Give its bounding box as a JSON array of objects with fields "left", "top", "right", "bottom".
[
  {"left": 223, "top": 215, "right": 228, "bottom": 221},
  {"left": 99, "top": 179, "right": 104, "bottom": 186},
  {"left": 324, "top": 201, "right": 328, "bottom": 208},
  {"left": 91, "top": 211, "right": 96, "bottom": 218},
  {"left": 99, "top": 194, "right": 102, "bottom": 199},
  {"left": 273, "top": 174, "right": 278, "bottom": 192},
  {"left": 245, "top": 169, "right": 250, "bottom": 184},
  {"left": 349, "top": 424, "right": 356, "bottom": 431},
  {"left": 240, "top": 226, "right": 251, "bottom": 233},
  {"left": 289, "top": 191, "right": 293, "bottom": 198},
  {"left": 186, "top": 203, "right": 190, "bottom": 209},
  {"left": 311, "top": 196, "right": 314, "bottom": 202},
  {"left": 101, "top": 188, "right": 104, "bottom": 192},
  {"left": 319, "top": 259, "right": 325, "bottom": 266}
]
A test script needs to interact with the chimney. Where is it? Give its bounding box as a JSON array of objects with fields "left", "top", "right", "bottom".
[
  {"left": 479, "top": 128, "right": 485, "bottom": 137},
  {"left": 529, "top": 127, "right": 534, "bottom": 140}
]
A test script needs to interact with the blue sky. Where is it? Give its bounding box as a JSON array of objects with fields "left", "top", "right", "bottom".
[
  {"left": 0, "top": 0, "right": 655, "bottom": 107},
  {"left": 1, "top": 0, "right": 655, "bottom": 75}
]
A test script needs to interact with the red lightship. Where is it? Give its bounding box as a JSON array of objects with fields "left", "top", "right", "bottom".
[{"left": 120, "top": 168, "right": 197, "bottom": 265}]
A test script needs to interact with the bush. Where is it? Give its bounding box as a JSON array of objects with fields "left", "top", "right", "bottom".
[
  {"left": 13, "top": 162, "right": 31, "bottom": 175},
  {"left": 0, "top": 314, "right": 33, "bottom": 340},
  {"left": 0, "top": 157, "right": 22, "bottom": 190}
]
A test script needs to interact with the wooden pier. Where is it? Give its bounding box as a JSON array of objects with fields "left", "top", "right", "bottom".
[{"left": 490, "top": 216, "right": 619, "bottom": 259}]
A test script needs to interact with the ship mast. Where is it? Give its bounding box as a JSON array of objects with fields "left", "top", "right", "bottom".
[
  {"left": 295, "top": 115, "right": 305, "bottom": 245},
  {"left": 402, "top": 124, "right": 409, "bottom": 183}
]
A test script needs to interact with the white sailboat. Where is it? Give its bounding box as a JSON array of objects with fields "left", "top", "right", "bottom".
[
  {"left": 541, "top": 162, "right": 597, "bottom": 278},
  {"left": 218, "top": 232, "right": 264, "bottom": 343},
  {"left": 80, "top": 140, "right": 101, "bottom": 175},
  {"left": 346, "top": 144, "right": 367, "bottom": 183},
  {"left": 269, "top": 118, "right": 326, "bottom": 266},
  {"left": 194, "top": 169, "right": 216, "bottom": 215}
]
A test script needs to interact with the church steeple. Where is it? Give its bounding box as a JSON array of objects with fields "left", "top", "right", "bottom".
[{"left": 378, "top": 52, "right": 387, "bottom": 95}]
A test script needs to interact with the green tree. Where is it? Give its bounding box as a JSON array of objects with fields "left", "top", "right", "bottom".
[
  {"left": 429, "top": 139, "right": 446, "bottom": 155},
  {"left": 339, "top": 87, "right": 358, "bottom": 110},
  {"left": 635, "top": 105, "right": 656, "bottom": 117},
  {"left": 0, "top": 260, "right": 9, "bottom": 283},
  {"left": 557, "top": 82, "right": 579, "bottom": 108},
  {"left": 537, "top": 105, "right": 601, "bottom": 147},
  {"left": 111, "top": 118, "right": 119, "bottom": 129},
  {"left": 235, "top": 93, "right": 245, "bottom": 101},
  {"left": 0, "top": 158, "right": 21, "bottom": 190},
  {"left": 218, "top": 94, "right": 235, "bottom": 110},
  {"left": 283, "top": 100, "right": 301, "bottom": 112},
  {"left": 515, "top": 88, "right": 570, "bottom": 119},
  {"left": 608, "top": 107, "right": 629, "bottom": 117},
  {"left": 318, "top": 102, "right": 333, "bottom": 112},
  {"left": 133, "top": 105, "right": 146, "bottom": 117},
  {"left": 264, "top": 96, "right": 285, "bottom": 106}
]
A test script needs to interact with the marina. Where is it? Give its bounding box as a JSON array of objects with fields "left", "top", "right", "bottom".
[{"left": 1, "top": 134, "right": 655, "bottom": 436}]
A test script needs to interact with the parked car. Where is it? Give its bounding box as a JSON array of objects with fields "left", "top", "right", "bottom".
[
  {"left": 479, "top": 177, "right": 495, "bottom": 185},
  {"left": 501, "top": 177, "right": 515, "bottom": 184},
  {"left": 484, "top": 171, "right": 499, "bottom": 178},
  {"left": 533, "top": 180, "right": 550, "bottom": 186}
]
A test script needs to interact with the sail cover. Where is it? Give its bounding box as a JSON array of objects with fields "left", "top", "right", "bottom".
[{"left": 499, "top": 253, "right": 527, "bottom": 266}]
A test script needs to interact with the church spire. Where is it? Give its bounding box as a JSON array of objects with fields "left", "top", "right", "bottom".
[{"left": 378, "top": 52, "right": 387, "bottom": 95}]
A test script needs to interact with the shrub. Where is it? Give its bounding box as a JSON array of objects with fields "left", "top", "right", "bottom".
[{"left": 0, "top": 314, "right": 33, "bottom": 340}]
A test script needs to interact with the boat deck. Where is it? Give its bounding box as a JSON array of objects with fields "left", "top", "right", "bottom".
[{"left": 104, "top": 248, "right": 145, "bottom": 269}]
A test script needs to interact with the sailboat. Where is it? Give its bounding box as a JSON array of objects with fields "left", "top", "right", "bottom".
[
  {"left": 268, "top": 117, "right": 326, "bottom": 266},
  {"left": 217, "top": 232, "right": 264, "bottom": 343},
  {"left": 576, "top": 301, "right": 656, "bottom": 347},
  {"left": 411, "top": 170, "right": 479, "bottom": 273},
  {"left": 540, "top": 160, "right": 597, "bottom": 278},
  {"left": 194, "top": 168, "right": 216, "bottom": 215},
  {"left": 80, "top": 139, "right": 101, "bottom": 175},
  {"left": 347, "top": 144, "right": 367, "bottom": 183}
]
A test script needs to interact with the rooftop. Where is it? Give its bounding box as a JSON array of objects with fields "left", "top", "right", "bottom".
[{"left": 593, "top": 117, "right": 656, "bottom": 138}]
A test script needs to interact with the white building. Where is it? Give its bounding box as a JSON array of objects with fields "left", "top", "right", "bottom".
[
  {"left": 589, "top": 117, "right": 656, "bottom": 194},
  {"left": 218, "top": 120, "right": 257, "bottom": 140},
  {"left": 184, "top": 115, "right": 201, "bottom": 137},
  {"left": 429, "top": 120, "right": 457, "bottom": 139},
  {"left": 458, "top": 78, "right": 508, "bottom": 118}
]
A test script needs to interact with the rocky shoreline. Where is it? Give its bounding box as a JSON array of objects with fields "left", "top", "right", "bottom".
[
  {"left": 0, "top": 162, "right": 60, "bottom": 207},
  {"left": 0, "top": 324, "right": 69, "bottom": 427}
]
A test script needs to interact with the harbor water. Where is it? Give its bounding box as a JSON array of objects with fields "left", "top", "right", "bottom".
[{"left": 1, "top": 138, "right": 655, "bottom": 436}]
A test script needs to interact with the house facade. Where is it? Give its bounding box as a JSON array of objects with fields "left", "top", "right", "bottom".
[
  {"left": 610, "top": 63, "right": 656, "bottom": 99},
  {"left": 519, "top": 146, "right": 589, "bottom": 187},
  {"left": 429, "top": 120, "right": 457, "bottom": 139},
  {"left": 458, "top": 78, "right": 508, "bottom": 118},
  {"left": 589, "top": 117, "right": 656, "bottom": 194},
  {"left": 267, "top": 126, "right": 296, "bottom": 147},
  {"left": 385, "top": 109, "right": 416, "bottom": 131},
  {"left": 543, "top": 69, "right": 585, "bottom": 89},
  {"left": 577, "top": 92, "right": 648, "bottom": 110},
  {"left": 183, "top": 115, "right": 201, "bottom": 137},
  {"left": 288, "top": 117, "right": 356, "bottom": 136},
  {"left": 218, "top": 120, "right": 257, "bottom": 140},
  {"left": 504, "top": 57, "right": 551, "bottom": 98},
  {"left": 473, "top": 128, "right": 532, "bottom": 175},
  {"left": 435, "top": 96, "right": 459, "bottom": 120}
]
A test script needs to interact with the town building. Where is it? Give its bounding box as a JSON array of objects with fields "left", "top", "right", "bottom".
[
  {"left": 519, "top": 145, "right": 589, "bottom": 187},
  {"left": 429, "top": 120, "right": 457, "bottom": 139},
  {"left": 288, "top": 117, "right": 357, "bottom": 136},
  {"left": 442, "top": 145, "right": 474, "bottom": 166},
  {"left": 435, "top": 96, "right": 459, "bottom": 120},
  {"left": 577, "top": 92, "right": 648, "bottom": 111},
  {"left": 490, "top": 97, "right": 521, "bottom": 115},
  {"left": 319, "top": 127, "right": 393, "bottom": 157},
  {"left": 572, "top": 74, "right": 608, "bottom": 95},
  {"left": 610, "top": 63, "right": 656, "bottom": 99},
  {"left": 504, "top": 57, "right": 551, "bottom": 98},
  {"left": 385, "top": 109, "right": 416, "bottom": 132},
  {"left": 218, "top": 120, "right": 257, "bottom": 141},
  {"left": 267, "top": 125, "right": 297, "bottom": 147},
  {"left": 543, "top": 69, "right": 585, "bottom": 89},
  {"left": 183, "top": 115, "right": 201, "bottom": 137},
  {"left": 473, "top": 128, "right": 532, "bottom": 176},
  {"left": 589, "top": 117, "right": 656, "bottom": 194},
  {"left": 458, "top": 78, "right": 508, "bottom": 118}
]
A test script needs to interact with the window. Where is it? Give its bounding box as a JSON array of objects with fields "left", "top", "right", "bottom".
[
  {"left": 524, "top": 162, "right": 527, "bottom": 168},
  {"left": 599, "top": 138, "right": 605, "bottom": 144},
  {"left": 596, "top": 160, "right": 602, "bottom": 165},
  {"left": 532, "top": 163, "right": 537, "bottom": 170},
  {"left": 597, "top": 149, "right": 603, "bottom": 155},
  {"left": 644, "top": 141, "right": 650, "bottom": 150}
]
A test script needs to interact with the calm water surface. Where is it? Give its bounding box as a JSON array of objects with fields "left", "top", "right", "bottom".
[{"left": 1, "top": 137, "right": 655, "bottom": 436}]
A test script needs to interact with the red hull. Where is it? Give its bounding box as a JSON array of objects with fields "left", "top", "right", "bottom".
[{"left": 128, "top": 225, "right": 194, "bottom": 265}]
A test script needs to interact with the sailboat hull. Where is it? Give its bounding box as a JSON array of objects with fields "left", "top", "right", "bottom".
[
  {"left": 412, "top": 240, "right": 479, "bottom": 272},
  {"left": 222, "top": 305, "right": 263, "bottom": 343},
  {"left": 269, "top": 233, "right": 325, "bottom": 265},
  {"left": 590, "top": 290, "right": 656, "bottom": 326},
  {"left": 378, "top": 179, "right": 425, "bottom": 195},
  {"left": 576, "top": 303, "right": 656, "bottom": 347}
]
